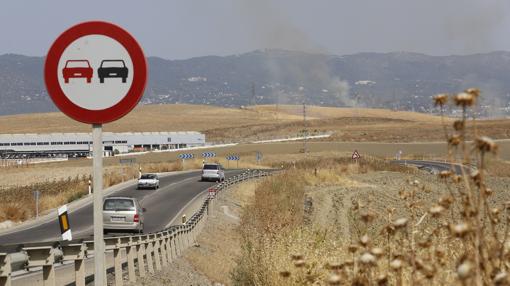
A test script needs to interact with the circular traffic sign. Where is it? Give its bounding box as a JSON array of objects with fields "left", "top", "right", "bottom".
[{"left": 44, "top": 21, "right": 147, "bottom": 124}]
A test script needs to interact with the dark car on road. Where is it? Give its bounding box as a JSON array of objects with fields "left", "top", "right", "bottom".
[
  {"left": 98, "top": 60, "right": 128, "bottom": 83},
  {"left": 62, "top": 60, "right": 93, "bottom": 83}
]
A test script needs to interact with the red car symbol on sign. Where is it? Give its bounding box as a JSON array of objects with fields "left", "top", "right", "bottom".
[{"left": 62, "top": 60, "right": 93, "bottom": 83}]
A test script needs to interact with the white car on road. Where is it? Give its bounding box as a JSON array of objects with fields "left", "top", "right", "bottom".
[
  {"left": 137, "top": 173, "right": 160, "bottom": 190},
  {"left": 201, "top": 163, "right": 225, "bottom": 182}
]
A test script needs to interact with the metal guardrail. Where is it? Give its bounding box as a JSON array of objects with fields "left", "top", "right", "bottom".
[{"left": 0, "top": 169, "right": 271, "bottom": 286}]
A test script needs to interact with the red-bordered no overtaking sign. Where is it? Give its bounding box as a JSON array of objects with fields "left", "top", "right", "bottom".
[{"left": 45, "top": 21, "right": 147, "bottom": 124}]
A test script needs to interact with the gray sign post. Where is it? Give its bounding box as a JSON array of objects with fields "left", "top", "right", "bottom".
[{"left": 92, "top": 124, "right": 104, "bottom": 283}]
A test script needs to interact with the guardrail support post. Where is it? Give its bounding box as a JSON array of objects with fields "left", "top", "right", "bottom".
[
  {"left": 43, "top": 264, "right": 55, "bottom": 286},
  {"left": 165, "top": 233, "right": 173, "bottom": 263},
  {"left": 145, "top": 237, "right": 155, "bottom": 274},
  {"left": 159, "top": 233, "right": 168, "bottom": 267},
  {"left": 105, "top": 237, "right": 126, "bottom": 286},
  {"left": 152, "top": 235, "right": 162, "bottom": 271},
  {"left": 24, "top": 246, "right": 57, "bottom": 286},
  {"left": 176, "top": 230, "right": 183, "bottom": 256},
  {"left": 126, "top": 238, "right": 136, "bottom": 283},
  {"left": 136, "top": 241, "right": 146, "bottom": 278},
  {"left": 113, "top": 248, "right": 123, "bottom": 286},
  {"left": 61, "top": 243, "right": 87, "bottom": 286},
  {"left": 0, "top": 253, "right": 11, "bottom": 286},
  {"left": 186, "top": 226, "right": 191, "bottom": 248},
  {"left": 171, "top": 233, "right": 179, "bottom": 259}
]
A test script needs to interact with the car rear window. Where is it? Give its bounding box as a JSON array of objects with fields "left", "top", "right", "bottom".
[
  {"left": 103, "top": 199, "right": 135, "bottom": 211},
  {"left": 101, "top": 60, "right": 125, "bottom": 68},
  {"left": 203, "top": 164, "right": 219, "bottom": 170},
  {"left": 66, "top": 61, "right": 89, "bottom": 68},
  {"left": 140, "top": 174, "right": 156, "bottom": 179}
]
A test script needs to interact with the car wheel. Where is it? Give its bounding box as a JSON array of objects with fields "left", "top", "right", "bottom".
[
  {"left": 122, "top": 77, "right": 127, "bottom": 83},
  {"left": 64, "top": 78, "right": 69, "bottom": 83},
  {"left": 100, "top": 77, "right": 104, "bottom": 83},
  {"left": 87, "top": 77, "right": 91, "bottom": 83}
]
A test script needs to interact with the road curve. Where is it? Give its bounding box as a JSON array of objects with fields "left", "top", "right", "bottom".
[
  {"left": 391, "top": 160, "right": 468, "bottom": 174},
  {"left": 0, "top": 170, "right": 242, "bottom": 245}
]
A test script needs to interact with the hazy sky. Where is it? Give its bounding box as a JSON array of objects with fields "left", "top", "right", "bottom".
[{"left": 1, "top": 0, "right": 510, "bottom": 59}]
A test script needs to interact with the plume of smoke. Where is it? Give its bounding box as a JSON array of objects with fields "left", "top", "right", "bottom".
[{"left": 234, "top": 0, "right": 350, "bottom": 107}]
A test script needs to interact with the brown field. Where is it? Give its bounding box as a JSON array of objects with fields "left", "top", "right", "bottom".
[
  {"left": 230, "top": 94, "right": 510, "bottom": 285},
  {"left": 1, "top": 104, "right": 508, "bottom": 144},
  {"left": 231, "top": 156, "right": 510, "bottom": 285}
]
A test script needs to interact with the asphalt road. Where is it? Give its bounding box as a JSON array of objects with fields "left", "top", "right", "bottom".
[
  {"left": 391, "top": 160, "right": 468, "bottom": 174},
  {"left": 0, "top": 170, "right": 241, "bottom": 245}
]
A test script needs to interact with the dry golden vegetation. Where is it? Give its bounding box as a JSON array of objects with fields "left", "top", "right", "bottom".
[
  {"left": 231, "top": 89, "right": 510, "bottom": 285},
  {"left": 2, "top": 103, "right": 509, "bottom": 143},
  {"left": 0, "top": 161, "right": 201, "bottom": 222}
]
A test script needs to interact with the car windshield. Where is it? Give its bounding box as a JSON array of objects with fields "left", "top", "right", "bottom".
[
  {"left": 203, "top": 164, "right": 219, "bottom": 170},
  {"left": 101, "top": 60, "right": 125, "bottom": 68},
  {"left": 65, "top": 60, "right": 89, "bottom": 68},
  {"left": 103, "top": 199, "right": 135, "bottom": 211},
  {"left": 140, "top": 174, "right": 156, "bottom": 179}
]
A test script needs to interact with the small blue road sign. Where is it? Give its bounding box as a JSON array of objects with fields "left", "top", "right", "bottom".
[
  {"left": 226, "top": 155, "right": 240, "bottom": 161},
  {"left": 178, "top": 153, "right": 194, "bottom": 159},
  {"left": 201, "top": 152, "right": 216, "bottom": 158}
]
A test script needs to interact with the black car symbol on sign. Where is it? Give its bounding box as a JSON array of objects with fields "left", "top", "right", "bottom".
[{"left": 98, "top": 60, "right": 128, "bottom": 83}]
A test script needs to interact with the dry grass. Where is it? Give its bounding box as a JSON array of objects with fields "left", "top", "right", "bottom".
[
  {"left": 6, "top": 103, "right": 508, "bottom": 144},
  {"left": 0, "top": 160, "right": 203, "bottom": 222},
  {"left": 231, "top": 89, "right": 510, "bottom": 285},
  {"left": 185, "top": 181, "right": 258, "bottom": 284},
  {"left": 231, "top": 157, "right": 415, "bottom": 285}
]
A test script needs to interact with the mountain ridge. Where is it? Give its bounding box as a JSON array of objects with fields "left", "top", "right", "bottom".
[{"left": 0, "top": 49, "right": 509, "bottom": 116}]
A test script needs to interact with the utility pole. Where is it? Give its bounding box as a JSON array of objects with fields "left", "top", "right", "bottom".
[
  {"left": 251, "top": 83, "right": 256, "bottom": 106},
  {"left": 303, "top": 99, "right": 307, "bottom": 157}
]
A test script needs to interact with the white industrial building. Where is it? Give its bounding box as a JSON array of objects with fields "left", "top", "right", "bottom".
[{"left": 0, "top": 132, "right": 205, "bottom": 157}]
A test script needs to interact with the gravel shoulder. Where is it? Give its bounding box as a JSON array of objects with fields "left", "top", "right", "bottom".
[{"left": 123, "top": 180, "right": 257, "bottom": 286}]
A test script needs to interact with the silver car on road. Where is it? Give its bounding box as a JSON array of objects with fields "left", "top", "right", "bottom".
[
  {"left": 201, "top": 163, "right": 225, "bottom": 182},
  {"left": 103, "top": 197, "right": 145, "bottom": 234}
]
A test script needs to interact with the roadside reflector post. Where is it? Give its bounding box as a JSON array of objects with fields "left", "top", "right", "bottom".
[
  {"left": 88, "top": 179, "right": 92, "bottom": 195},
  {"left": 92, "top": 124, "right": 105, "bottom": 285},
  {"left": 58, "top": 205, "right": 72, "bottom": 241},
  {"left": 0, "top": 253, "right": 12, "bottom": 286}
]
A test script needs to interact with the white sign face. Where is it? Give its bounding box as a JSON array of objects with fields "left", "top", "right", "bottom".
[{"left": 57, "top": 35, "right": 134, "bottom": 110}]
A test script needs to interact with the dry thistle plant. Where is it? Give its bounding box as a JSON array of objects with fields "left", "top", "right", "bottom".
[
  {"left": 336, "top": 88, "right": 504, "bottom": 285},
  {"left": 232, "top": 94, "right": 507, "bottom": 285}
]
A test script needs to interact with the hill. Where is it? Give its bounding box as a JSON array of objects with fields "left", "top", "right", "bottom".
[
  {"left": 1, "top": 50, "right": 510, "bottom": 116},
  {"left": 2, "top": 104, "right": 509, "bottom": 144}
]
